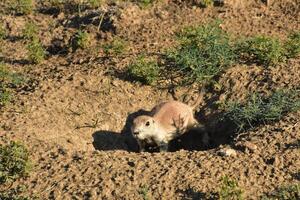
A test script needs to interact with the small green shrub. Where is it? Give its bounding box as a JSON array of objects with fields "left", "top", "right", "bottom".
[
  {"left": 127, "top": 55, "right": 160, "bottom": 85},
  {"left": 26, "top": 37, "right": 45, "bottom": 64},
  {"left": 235, "top": 36, "right": 286, "bottom": 66},
  {"left": 103, "top": 37, "right": 127, "bottom": 55},
  {"left": 166, "top": 20, "right": 235, "bottom": 85},
  {"left": 218, "top": 176, "right": 243, "bottom": 200},
  {"left": 284, "top": 31, "right": 300, "bottom": 58},
  {"left": 138, "top": 185, "right": 151, "bottom": 200},
  {"left": 0, "top": 185, "right": 35, "bottom": 200},
  {"left": 136, "top": 0, "right": 154, "bottom": 8},
  {"left": 200, "top": 0, "right": 214, "bottom": 7},
  {"left": 0, "top": 141, "right": 32, "bottom": 184},
  {"left": 72, "top": 30, "right": 90, "bottom": 51},
  {"left": 222, "top": 90, "right": 300, "bottom": 131},
  {"left": 23, "top": 22, "right": 38, "bottom": 40},
  {"left": 262, "top": 183, "right": 300, "bottom": 200},
  {"left": 88, "top": 0, "right": 104, "bottom": 8},
  {"left": 0, "top": 22, "right": 6, "bottom": 40},
  {"left": 9, "top": 0, "right": 34, "bottom": 15}
]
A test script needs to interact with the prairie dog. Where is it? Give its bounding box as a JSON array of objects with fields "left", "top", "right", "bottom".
[{"left": 131, "top": 95, "right": 208, "bottom": 152}]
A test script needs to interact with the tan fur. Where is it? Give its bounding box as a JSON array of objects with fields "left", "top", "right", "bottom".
[{"left": 131, "top": 98, "right": 208, "bottom": 152}]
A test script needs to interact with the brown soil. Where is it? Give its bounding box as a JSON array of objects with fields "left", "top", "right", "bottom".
[{"left": 0, "top": 0, "right": 299, "bottom": 199}]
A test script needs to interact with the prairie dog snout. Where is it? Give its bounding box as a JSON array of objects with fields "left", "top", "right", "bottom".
[{"left": 131, "top": 98, "right": 208, "bottom": 152}]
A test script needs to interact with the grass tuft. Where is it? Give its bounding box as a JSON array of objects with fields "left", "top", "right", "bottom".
[
  {"left": 9, "top": 0, "right": 34, "bottom": 15},
  {"left": 218, "top": 176, "right": 243, "bottom": 200},
  {"left": 103, "top": 37, "right": 127, "bottom": 55},
  {"left": 0, "top": 141, "right": 32, "bottom": 184},
  {"left": 262, "top": 183, "right": 300, "bottom": 200},
  {"left": 26, "top": 37, "right": 46, "bottom": 64},
  {"left": 222, "top": 90, "right": 300, "bottom": 131},
  {"left": 127, "top": 55, "right": 160, "bottom": 85},
  {"left": 284, "top": 31, "right": 300, "bottom": 59},
  {"left": 166, "top": 20, "right": 235, "bottom": 85},
  {"left": 235, "top": 36, "right": 286, "bottom": 66},
  {"left": 71, "top": 30, "right": 90, "bottom": 51},
  {"left": 23, "top": 22, "right": 38, "bottom": 40}
]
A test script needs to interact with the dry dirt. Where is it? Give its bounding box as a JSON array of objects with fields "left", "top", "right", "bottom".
[{"left": 0, "top": 0, "right": 299, "bottom": 199}]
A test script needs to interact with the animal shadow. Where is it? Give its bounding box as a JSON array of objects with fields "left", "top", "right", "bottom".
[{"left": 92, "top": 130, "right": 129, "bottom": 151}]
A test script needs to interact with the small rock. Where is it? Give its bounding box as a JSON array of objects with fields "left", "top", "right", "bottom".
[
  {"left": 218, "top": 148, "right": 237, "bottom": 157},
  {"left": 237, "top": 141, "right": 258, "bottom": 153}
]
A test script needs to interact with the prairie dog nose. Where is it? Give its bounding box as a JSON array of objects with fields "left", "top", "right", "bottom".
[{"left": 133, "top": 131, "right": 139, "bottom": 135}]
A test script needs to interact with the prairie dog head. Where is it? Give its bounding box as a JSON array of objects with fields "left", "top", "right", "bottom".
[{"left": 131, "top": 115, "right": 156, "bottom": 140}]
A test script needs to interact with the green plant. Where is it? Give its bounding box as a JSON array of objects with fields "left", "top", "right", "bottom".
[
  {"left": 166, "top": 20, "right": 235, "bottom": 85},
  {"left": 136, "top": 0, "right": 154, "bottom": 8},
  {"left": 0, "top": 141, "right": 32, "bottom": 184},
  {"left": 200, "top": 0, "right": 214, "bottom": 7},
  {"left": 127, "top": 55, "right": 160, "bottom": 85},
  {"left": 218, "top": 176, "right": 243, "bottom": 200},
  {"left": 72, "top": 30, "right": 90, "bottom": 51},
  {"left": 0, "top": 22, "right": 6, "bottom": 40},
  {"left": 235, "top": 36, "right": 286, "bottom": 66},
  {"left": 103, "top": 37, "right": 127, "bottom": 55},
  {"left": 222, "top": 90, "right": 300, "bottom": 131},
  {"left": 26, "top": 37, "right": 45, "bottom": 64},
  {"left": 284, "top": 31, "right": 300, "bottom": 58},
  {"left": 262, "top": 183, "right": 300, "bottom": 200},
  {"left": 23, "top": 22, "right": 38, "bottom": 40},
  {"left": 138, "top": 185, "right": 151, "bottom": 200},
  {"left": 9, "top": 0, "right": 34, "bottom": 15},
  {"left": 0, "top": 184, "right": 35, "bottom": 200},
  {"left": 88, "top": 0, "right": 104, "bottom": 8}
]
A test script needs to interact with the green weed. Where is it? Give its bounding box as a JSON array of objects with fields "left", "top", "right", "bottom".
[
  {"left": 88, "top": 0, "right": 105, "bottom": 8},
  {"left": 23, "top": 22, "right": 38, "bottom": 40},
  {"left": 103, "top": 37, "right": 127, "bottom": 55},
  {"left": 136, "top": 0, "right": 154, "bottom": 8},
  {"left": 9, "top": 0, "right": 34, "bottom": 15},
  {"left": 71, "top": 30, "right": 90, "bottom": 51},
  {"left": 218, "top": 176, "right": 243, "bottom": 200},
  {"left": 235, "top": 36, "right": 286, "bottom": 66},
  {"left": 284, "top": 31, "right": 300, "bottom": 58},
  {"left": 0, "top": 22, "right": 6, "bottom": 40},
  {"left": 200, "top": 0, "right": 214, "bottom": 7},
  {"left": 166, "top": 20, "right": 235, "bottom": 85},
  {"left": 262, "top": 183, "right": 300, "bottom": 200},
  {"left": 26, "top": 37, "right": 45, "bottom": 64},
  {"left": 222, "top": 90, "right": 300, "bottom": 131},
  {"left": 138, "top": 185, "right": 151, "bottom": 200},
  {"left": 0, "top": 185, "right": 35, "bottom": 200},
  {"left": 0, "top": 141, "right": 32, "bottom": 184},
  {"left": 127, "top": 55, "right": 160, "bottom": 85}
]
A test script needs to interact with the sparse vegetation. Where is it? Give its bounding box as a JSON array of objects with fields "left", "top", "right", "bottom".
[
  {"left": 0, "top": 22, "right": 6, "bottom": 40},
  {"left": 0, "top": 185, "right": 34, "bottom": 200},
  {"left": 26, "top": 37, "right": 46, "bottom": 64},
  {"left": 284, "top": 31, "right": 300, "bottom": 58},
  {"left": 138, "top": 185, "right": 151, "bottom": 200},
  {"left": 200, "top": 0, "right": 214, "bottom": 7},
  {"left": 8, "top": 0, "right": 34, "bottom": 15},
  {"left": 235, "top": 36, "right": 286, "bottom": 66},
  {"left": 166, "top": 20, "right": 235, "bottom": 85},
  {"left": 262, "top": 183, "right": 300, "bottom": 200},
  {"left": 218, "top": 176, "right": 243, "bottom": 200},
  {"left": 222, "top": 90, "right": 300, "bottom": 131},
  {"left": 103, "top": 37, "right": 127, "bottom": 55},
  {"left": 127, "top": 55, "right": 160, "bottom": 85},
  {"left": 71, "top": 30, "right": 90, "bottom": 51},
  {"left": 0, "top": 141, "right": 32, "bottom": 184},
  {"left": 23, "top": 22, "right": 38, "bottom": 40}
]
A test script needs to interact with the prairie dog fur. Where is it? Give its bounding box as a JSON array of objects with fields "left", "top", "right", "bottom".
[{"left": 131, "top": 94, "right": 208, "bottom": 152}]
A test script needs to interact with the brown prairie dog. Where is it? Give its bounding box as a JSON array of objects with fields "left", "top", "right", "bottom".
[{"left": 131, "top": 95, "right": 208, "bottom": 152}]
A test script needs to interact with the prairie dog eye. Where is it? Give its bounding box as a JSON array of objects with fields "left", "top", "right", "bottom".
[{"left": 145, "top": 121, "right": 150, "bottom": 126}]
